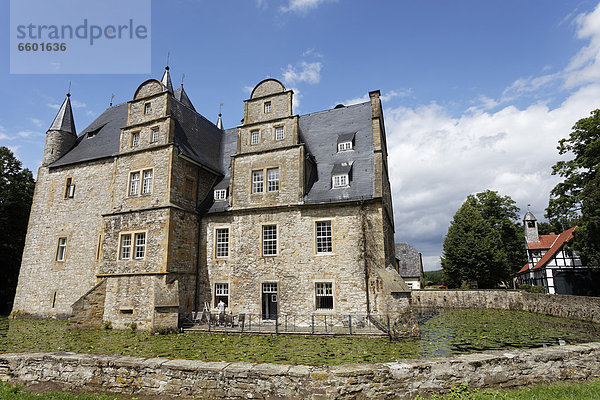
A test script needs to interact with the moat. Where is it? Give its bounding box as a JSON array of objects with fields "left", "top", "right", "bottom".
[{"left": 1, "top": 309, "right": 599, "bottom": 365}]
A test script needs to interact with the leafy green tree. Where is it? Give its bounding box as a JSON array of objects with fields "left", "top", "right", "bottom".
[
  {"left": 547, "top": 109, "right": 600, "bottom": 266},
  {"left": 441, "top": 199, "right": 508, "bottom": 288},
  {"left": 467, "top": 190, "right": 527, "bottom": 274},
  {"left": 0, "top": 147, "right": 35, "bottom": 314}
]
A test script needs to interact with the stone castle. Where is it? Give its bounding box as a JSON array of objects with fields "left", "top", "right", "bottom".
[{"left": 12, "top": 68, "right": 408, "bottom": 330}]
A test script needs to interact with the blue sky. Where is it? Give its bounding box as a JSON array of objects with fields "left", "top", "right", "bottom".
[{"left": 2, "top": 0, "right": 600, "bottom": 270}]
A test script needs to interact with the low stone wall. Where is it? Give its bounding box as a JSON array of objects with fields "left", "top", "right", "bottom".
[
  {"left": 1, "top": 344, "right": 600, "bottom": 399},
  {"left": 411, "top": 290, "right": 600, "bottom": 323}
]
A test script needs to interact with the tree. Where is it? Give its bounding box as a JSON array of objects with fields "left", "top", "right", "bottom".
[
  {"left": 0, "top": 147, "right": 35, "bottom": 314},
  {"left": 467, "top": 190, "right": 527, "bottom": 274},
  {"left": 547, "top": 109, "right": 600, "bottom": 266},
  {"left": 441, "top": 199, "right": 508, "bottom": 288}
]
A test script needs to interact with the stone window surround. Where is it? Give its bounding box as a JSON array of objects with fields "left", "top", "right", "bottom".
[
  {"left": 313, "top": 279, "right": 335, "bottom": 312},
  {"left": 128, "top": 168, "right": 154, "bottom": 196},
  {"left": 143, "top": 102, "right": 152, "bottom": 115},
  {"left": 214, "top": 226, "right": 230, "bottom": 259},
  {"left": 118, "top": 230, "right": 147, "bottom": 261},
  {"left": 250, "top": 130, "right": 260, "bottom": 145},
  {"left": 267, "top": 168, "right": 279, "bottom": 192},
  {"left": 251, "top": 170, "right": 264, "bottom": 194},
  {"left": 314, "top": 219, "right": 334, "bottom": 255},
  {"left": 261, "top": 223, "right": 278, "bottom": 257},
  {"left": 55, "top": 236, "right": 68, "bottom": 262},
  {"left": 131, "top": 131, "right": 140, "bottom": 147},
  {"left": 150, "top": 126, "right": 160, "bottom": 143},
  {"left": 264, "top": 101, "right": 271, "bottom": 113},
  {"left": 214, "top": 281, "right": 230, "bottom": 307},
  {"left": 274, "top": 125, "right": 285, "bottom": 141},
  {"left": 64, "top": 176, "right": 75, "bottom": 199},
  {"left": 251, "top": 166, "right": 280, "bottom": 194}
]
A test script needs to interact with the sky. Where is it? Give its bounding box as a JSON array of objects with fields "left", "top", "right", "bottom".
[{"left": 2, "top": 0, "right": 600, "bottom": 271}]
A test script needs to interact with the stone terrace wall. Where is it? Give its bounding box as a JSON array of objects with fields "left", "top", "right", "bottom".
[
  {"left": 411, "top": 290, "right": 600, "bottom": 324},
  {"left": 1, "top": 344, "right": 600, "bottom": 399}
]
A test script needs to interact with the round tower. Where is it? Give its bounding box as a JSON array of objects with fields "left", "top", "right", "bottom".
[
  {"left": 523, "top": 210, "right": 539, "bottom": 244},
  {"left": 42, "top": 93, "right": 77, "bottom": 166}
]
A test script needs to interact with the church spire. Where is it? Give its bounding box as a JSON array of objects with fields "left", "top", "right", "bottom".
[
  {"left": 161, "top": 65, "right": 173, "bottom": 93},
  {"left": 48, "top": 93, "right": 76, "bottom": 135}
]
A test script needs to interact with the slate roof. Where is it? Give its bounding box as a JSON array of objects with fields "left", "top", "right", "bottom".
[
  {"left": 49, "top": 95, "right": 76, "bottom": 135},
  {"left": 394, "top": 243, "right": 423, "bottom": 279},
  {"left": 50, "top": 103, "right": 128, "bottom": 168}
]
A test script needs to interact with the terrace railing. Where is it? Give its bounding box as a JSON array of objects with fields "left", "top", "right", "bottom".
[{"left": 181, "top": 312, "right": 393, "bottom": 337}]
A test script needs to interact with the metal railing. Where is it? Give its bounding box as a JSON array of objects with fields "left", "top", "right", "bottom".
[{"left": 181, "top": 312, "right": 392, "bottom": 336}]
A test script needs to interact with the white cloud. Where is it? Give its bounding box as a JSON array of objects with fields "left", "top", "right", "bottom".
[
  {"left": 71, "top": 100, "right": 87, "bottom": 109},
  {"left": 17, "top": 131, "right": 34, "bottom": 138},
  {"left": 30, "top": 118, "right": 43, "bottom": 128},
  {"left": 47, "top": 103, "right": 60, "bottom": 110},
  {"left": 337, "top": 89, "right": 411, "bottom": 108},
  {"left": 387, "top": 3, "right": 600, "bottom": 271},
  {"left": 280, "top": 0, "right": 335, "bottom": 13},
  {"left": 282, "top": 61, "right": 322, "bottom": 85}
]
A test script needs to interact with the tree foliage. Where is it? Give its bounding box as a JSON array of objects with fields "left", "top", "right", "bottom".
[
  {"left": 0, "top": 147, "right": 35, "bottom": 314},
  {"left": 467, "top": 190, "right": 527, "bottom": 274},
  {"left": 547, "top": 109, "right": 600, "bottom": 267},
  {"left": 441, "top": 199, "right": 508, "bottom": 288}
]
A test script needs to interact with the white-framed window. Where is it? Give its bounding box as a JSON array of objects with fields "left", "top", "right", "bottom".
[
  {"left": 275, "top": 126, "right": 284, "bottom": 141},
  {"left": 144, "top": 102, "right": 151, "bottom": 114},
  {"left": 134, "top": 232, "right": 146, "bottom": 259},
  {"left": 64, "top": 177, "right": 75, "bottom": 198},
  {"left": 332, "top": 174, "right": 349, "bottom": 188},
  {"left": 214, "top": 283, "right": 229, "bottom": 307},
  {"left": 251, "top": 130, "right": 260, "bottom": 145},
  {"left": 129, "top": 172, "right": 140, "bottom": 195},
  {"left": 215, "top": 228, "right": 229, "bottom": 258},
  {"left": 267, "top": 168, "right": 279, "bottom": 192},
  {"left": 252, "top": 170, "right": 264, "bottom": 193},
  {"left": 132, "top": 132, "right": 140, "bottom": 147},
  {"left": 338, "top": 141, "right": 352, "bottom": 151},
  {"left": 315, "top": 221, "right": 332, "bottom": 254},
  {"left": 142, "top": 169, "right": 153, "bottom": 194},
  {"left": 315, "top": 282, "right": 333, "bottom": 310},
  {"left": 151, "top": 127, "right": 159, "bottom": 143},
  {"left": 120, "top": 234, "right": 132, "bottom": 259},
  {"left": 214, "top": 188, "right": 227, "bottom": 201},
  {"left": 262, "top": 225, "right": 277, "bottom": 256},
  {"left": 56, "top": 237, "right": 67, "bottom": 261},
  {"left": 264, "top": 101, "right": 271, "bottom": 113}
]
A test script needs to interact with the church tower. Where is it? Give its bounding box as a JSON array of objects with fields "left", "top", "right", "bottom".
[
  {"left": 523, "top": 210, "right": 539, "bottom": 243},
  {"left": 42, "top": 93, "right": 77, "bottom": 166}
]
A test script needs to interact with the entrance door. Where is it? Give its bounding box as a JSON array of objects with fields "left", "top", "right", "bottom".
[{"left": 262, "top": 282, "right": 278, "bottom": 320}]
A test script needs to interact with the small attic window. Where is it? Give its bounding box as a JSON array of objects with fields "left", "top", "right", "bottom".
[
  {"left": 264, "top": 101, "right": 271, "bottom": 113},
  {"left": 214, "top": 188, "right": 227, "bottom": 201},
  {"left": 338, "top": 142, "right": 352, "bottom": 151},
  {"left": 144, "top": 102, "right": 151, "bottom": 114},
  {"left": 331, "top": 162, "right": 352, "bottom": 188},
  {"left": 332, "top": 174, "right": 349, "bottom": 188}
]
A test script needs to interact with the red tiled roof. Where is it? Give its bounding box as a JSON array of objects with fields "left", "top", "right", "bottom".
[
  {"left": 518, "top": 263, "right": 530, "bottom": 274},
  {"left": 527, "top": 234, "right": 558, "bottom": 249},
  {"left": 532, "top": 226, "right": 578, "bottom": 271}
]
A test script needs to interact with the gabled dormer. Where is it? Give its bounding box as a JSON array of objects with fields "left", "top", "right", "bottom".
[{"left": 238, "top": 79, "right": 299, "bottom": 154}]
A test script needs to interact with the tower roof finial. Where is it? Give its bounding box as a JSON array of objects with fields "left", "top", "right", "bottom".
[
  {"left": 216, "top": 103, "right": 224, "bottom": 130},
  {"left": 161, "top": 64, "right": 173, "bottom": 93}
]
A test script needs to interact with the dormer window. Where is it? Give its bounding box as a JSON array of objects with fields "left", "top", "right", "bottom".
[
  {"left": 251, "top": 130, "right": 260, "bottom": 145},
  {"left": 264, "top": 101, "right": 271, "bottom": 113},
  {"left": 214, "top": 188, "right": 227, "bottom": 201},
  {"left": 144, "top": 102, "right": 151, "bottom": 114},
  {"left": 338, "top": 141, "right": 352, "bottom": 151},
  {"left": 332, "top": 174, "right": 349, "bottom": 188}
]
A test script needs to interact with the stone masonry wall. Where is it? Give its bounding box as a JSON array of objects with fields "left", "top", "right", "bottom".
[
  {"left": 411, "top": 290, "right": 600, "bottom": 324},
  {"left": 12, "top": 158, "right": 114, "bottom": 317},
  {"left": 201, "top": 204, "right": 370, "bottom": 315},
  {"left": 69, "top": 279, "right": 107, "bottom": 329},
  {"left": 2, "top": 343, "right": 600, "bottom": 399}
]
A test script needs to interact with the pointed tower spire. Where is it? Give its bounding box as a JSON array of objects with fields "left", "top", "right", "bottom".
[
  {"left": 48, "top": 93, "right": 76, "bottom": 135},
  {"left": 42, "top": 92, "right": 78, "bottom": 166},
  {"left": 216, "top": 103, "right": 223, "bottom": 130},
  {"left": 161, "top": 65, "right": 173, "bottom": 93}
]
